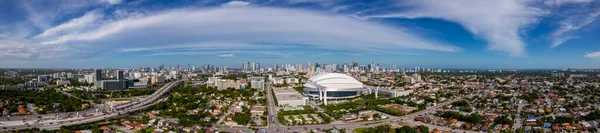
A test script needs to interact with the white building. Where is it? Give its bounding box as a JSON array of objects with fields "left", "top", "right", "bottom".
[
  {"left": 286, "top": 77, "right": 299, "bottom": 84},
  {"left": 56, "top": 80, "right": 71, "bottom": 86},
  {"left": 250, "top": 80, "right": 265, "bottom": 90},
  {"left": 133, "top": 72, "right": 142, "bottom": 78},
  {"left": 378, "top": 88, "right": 413, "bottom": 98},
  {"left": 274, "top": 87, "right": 308, "bottom": 107},
  {"left": 303, "top": 73, "right": 363, "bottom": 105},
  {"left": 271, "top": 77, "right": 285, "bottom": 85},
  {"left": 85, "top": 74, "right": 95, "bottom": 83}
]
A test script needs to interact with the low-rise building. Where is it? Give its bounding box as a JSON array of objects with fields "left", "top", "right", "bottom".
[{"left": 274, "top": 87, "right": 308, "bottom": 107}]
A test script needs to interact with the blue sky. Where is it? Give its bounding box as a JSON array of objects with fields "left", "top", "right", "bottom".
[{"left": 0, "top": 0, "right": 600, "bottom": 69}]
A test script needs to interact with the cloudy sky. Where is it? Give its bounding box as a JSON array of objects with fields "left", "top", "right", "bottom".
[{"left": 0, "top": 0, "right": 599, "bottom": 69}]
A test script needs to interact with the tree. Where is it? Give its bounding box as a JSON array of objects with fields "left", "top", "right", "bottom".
[
  {"left": 554, "top": 116, "right": 574, "bottom": 124},
  {"left": 584, "top": 110, "right": 600, "bottom": 120},
  {"left": 515, "top": 128, "right": 524, "bottom": 133},
  {"left": 418, "top": 125, "right": 429, "bottom": 133},
  {"left": 396, "top": 126, "right": 416, "bottom": 133},
  {"left": 373, "top": 113, "right": 382, "bottom": 120},
  {"left": 141, "top": 115, "right": 150, "bottom": 124}
]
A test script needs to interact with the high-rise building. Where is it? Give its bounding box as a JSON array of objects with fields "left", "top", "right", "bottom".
[
  {"left": 342, "top": 63, "right": 349, "bottom": 73},
  {"left": 255, "top": 62, "right": 260, "bottom": 71},
  {"left": 412, "top": 74, "right": 421, "bottom": 82},
  {"left": 95, "top": 69, "right": 102, "bottom": 81},
  {"left": 242, "top": 62, "right": 247, "bottom": 71},
  {"left": 66, "top": 73, "right": 73, "bottom": 79},
  {"left": 37, "top": 76, "right": 48, "bottom": 83},
  {"left": 85, "top": 74, "right": 95, "bottom": 83},
  {"left": 96, "top": 70, "right": 128, "bottom": 90},
  {"left": 551, "top": 72, "right": 565, "bottom": 77},
  {"left": 117, "top": 70, "right": 124, "bottom": 83},
  {"left": 325, "top": 64, "right": 337, "bottom": 72},
  {"left": 296, "top": 64, "right": 303, "bottom": 72},
  {"left": 307, "top": 62, "right": 313, "bottom": 73}
]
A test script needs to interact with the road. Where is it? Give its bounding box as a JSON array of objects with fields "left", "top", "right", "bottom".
[
  {"left": 512, "top": 87, "right": 525, "bottom": 131},
  {"left": 0, "top": 80, "right": 182, "bottom": 132},
  {"left": 265, "top": 81, "right": 282, "bottom": 133},
  {"left": 213, "top": 81, "right": 279, "bottom": 133},
  {"left": 216, "top": 101, "right": 239, "bottom": 125}
]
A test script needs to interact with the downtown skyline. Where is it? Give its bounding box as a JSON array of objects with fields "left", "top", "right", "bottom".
[{"left": 1, "top": 0, "right": 600, "bottom": 69}]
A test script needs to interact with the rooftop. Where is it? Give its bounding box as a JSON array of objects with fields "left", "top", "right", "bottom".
[{"left": 273, "top": 87, "right": 306, "bottom": 101}]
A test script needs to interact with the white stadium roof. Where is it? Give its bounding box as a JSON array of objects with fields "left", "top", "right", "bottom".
[{"left": 304, "top": 73, "right": 363, "bottom": 91}]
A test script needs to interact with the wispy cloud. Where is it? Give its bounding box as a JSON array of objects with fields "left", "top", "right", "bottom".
[
  {"left": 35, "top": 10, "right": 103, "bottom": 38},
  {"left": 550, "top": 8, "right": 600, "bottom": 48},
  {"left": 585, "top": 52, "right": 600, "bottom": 59},
  {"left": 221, "top": 1, "right": 251, "bottom": 7},
  {"left": 102, "top": 0, "right": 123, "bottom": 5},
  {"left": 116, "top": 43, "right": 268, "bottom": 53},
  {"left": 543, "top": 0, "right": 593, "bottom": 6},
  {"left": 218, "top": 53, "right": 235, "bottom": 57},
  {"left": 362, "top": 0, "right": 546, "bottom": 56}
]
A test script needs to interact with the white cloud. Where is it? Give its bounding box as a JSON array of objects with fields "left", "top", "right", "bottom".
[
  {"left": 363, "top": 0, "right": 546, "bottom": 56},
  {"left": 218, "top": 54, "right": 235, "bottom": 57},
  {"left": 286, "top": 0, "right": 338, "bottom": 7},
  {"left": 35, "top": 11, "right": 103, "bottom": 38},
  {"left": 585, "top": 52, "right": 600, "bottom": 59},
  {"left": 550, "top": 9, "right": 600, "bottom": 48},
  {"left": 221, "top": 1, "right": 251, "bottom": 7},
  {"left": 544, "top": 0, "right": 593, "bottom": 6},
  {"left": 117, "top": 43, "right": 267, "bottom": 53},
  {"left": 103, "top": 0, "right": 122, "bottom": 5},
  {"left": 18, "top": 1, "right": 102, "bottom": 31},
  {"left": 146, "top": 50, "right": 291, "bottom": 58},
  {"left": 0, "top": 39, "right": 73, "bottom": 59},
  {"left": 33, "top": 6, "right": 460, "bottom": 59}
]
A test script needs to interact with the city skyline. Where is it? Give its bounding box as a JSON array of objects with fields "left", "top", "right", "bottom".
[{"left": 1, "top": 0, "right": 600, "bottom": 69}]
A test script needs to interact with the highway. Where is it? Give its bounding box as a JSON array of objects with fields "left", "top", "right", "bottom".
[{"left": 0, "top": 80, "right": 182, "bottom": 132}]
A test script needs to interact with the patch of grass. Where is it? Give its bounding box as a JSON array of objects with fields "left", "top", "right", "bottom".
[
  {"left": 353, "top": 128, "right": 370, "bottom": 133},
  {"left": 138, "top": 127, "right": 155, "bottom": 133}
]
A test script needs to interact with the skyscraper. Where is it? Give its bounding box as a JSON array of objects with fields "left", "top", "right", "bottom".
[
  {"left": 296, "top": 64, "right": 303, "bottom": 72},
  {"left": 95, "top": 69, "right": 102, "bottom": 81},
  {"left": 117, "top": 70, "right": 124, "bottom": 83},
  {"left": 256, "top": 62, "right": 260, "bottom": 71},
  {"left": 307, "top": 62, "right": 313, "bottom": 73},
  {"left": 343, "top": 63, "right": 349, "bottom": 72}
]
